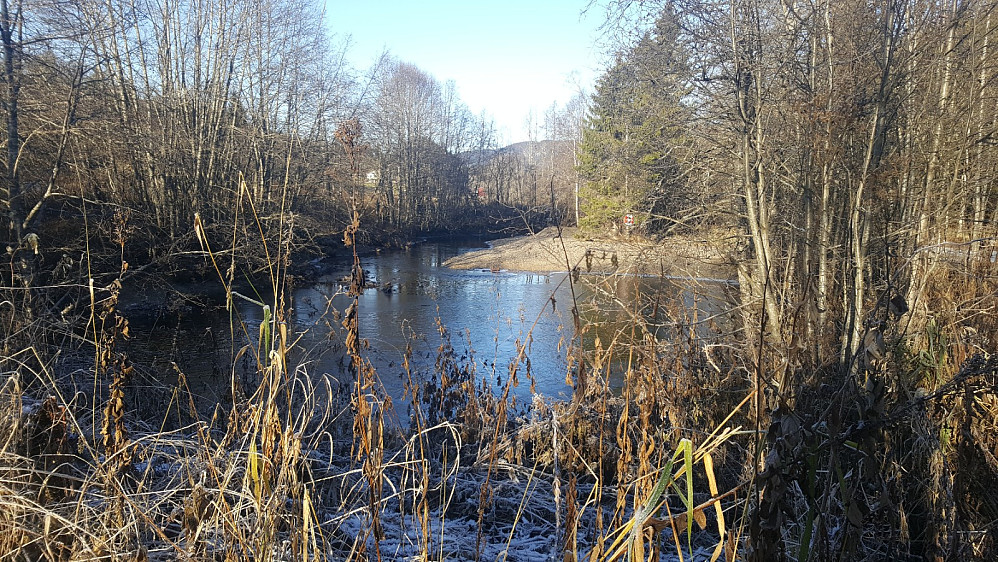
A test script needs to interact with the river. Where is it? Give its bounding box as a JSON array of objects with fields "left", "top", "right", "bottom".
[{"left": 125, "top": 240, "right": 732, "bottom": 421}]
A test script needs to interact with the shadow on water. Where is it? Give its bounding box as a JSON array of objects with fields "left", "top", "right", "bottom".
[{"left": 572, "top": 273, "right": 737, "bottom": 393}]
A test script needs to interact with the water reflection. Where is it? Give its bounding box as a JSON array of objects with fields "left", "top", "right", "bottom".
[
  {"left": 136, "top": 241, "right": 731, "bottom": 415},
  {"left": 571, "top": 274, "right": 735, "bottom": 393},
  {"left": 324, "top": 242, "right": 577, "bottom": 401}
]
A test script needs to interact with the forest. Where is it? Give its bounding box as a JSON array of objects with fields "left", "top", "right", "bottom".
[{"left": 2, "top": 0, "right": 998, "bottom": 560}]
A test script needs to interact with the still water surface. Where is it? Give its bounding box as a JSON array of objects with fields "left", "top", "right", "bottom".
[{"left": 131, "top": 241, "right": 730, "bottom": 416}]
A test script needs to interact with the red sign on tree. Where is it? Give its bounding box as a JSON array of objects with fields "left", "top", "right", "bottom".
[{"left": 623, "top": 213, "right": 634, "bottom": 226}]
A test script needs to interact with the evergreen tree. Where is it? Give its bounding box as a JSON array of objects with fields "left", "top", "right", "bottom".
[{"left": 577, "top": 9, "right": 692, "bottom": 235}]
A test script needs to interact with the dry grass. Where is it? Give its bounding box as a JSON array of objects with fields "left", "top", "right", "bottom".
[
  {"left": 0, "top": 216, "right": 751, "bottom": 562},
  {"left": 4, "top": 211, "right": 997, "bottom": 561}
]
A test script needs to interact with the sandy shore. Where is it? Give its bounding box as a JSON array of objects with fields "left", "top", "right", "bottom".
[{"left": 444, "top": 226, "right": 733, "bottom": 279}]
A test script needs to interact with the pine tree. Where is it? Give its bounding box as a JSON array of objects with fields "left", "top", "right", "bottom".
[{"left": 577, "top": 9, "right": 692, "bottom": 235}]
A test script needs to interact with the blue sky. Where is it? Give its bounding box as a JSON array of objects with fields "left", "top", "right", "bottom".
[{"left": 323, "top": 1, "right": 605, "bottom": 144}]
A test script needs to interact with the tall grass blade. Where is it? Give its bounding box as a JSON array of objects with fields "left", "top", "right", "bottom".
[{"left": 703, "top": 452, "right": 725, "bottom": 562}]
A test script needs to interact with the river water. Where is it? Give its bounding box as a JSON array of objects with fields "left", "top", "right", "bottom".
[
  {"left": 294, "top": 240, "right": 578, "bottom": 401},
  {"left": 127, "top": 240, "right": 732, "bottom": 418}
]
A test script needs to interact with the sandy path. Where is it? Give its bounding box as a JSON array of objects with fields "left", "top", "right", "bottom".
[{"left": 443, "top": 227, "right": 732, "bottom": 279}]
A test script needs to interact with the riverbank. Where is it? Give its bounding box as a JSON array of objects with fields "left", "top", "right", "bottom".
[{"left": 443, "top": 226, "right": 734, "bottom": 279}]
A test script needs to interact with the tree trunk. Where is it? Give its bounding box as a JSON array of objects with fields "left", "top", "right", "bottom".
[{"left": 1, "top": 0, "right": 20, "bottom": 240}]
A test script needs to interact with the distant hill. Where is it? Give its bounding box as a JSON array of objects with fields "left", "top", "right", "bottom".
[
  {"left": 458, "top": 147, "right": 499, "bottom": 167},
  {"left": 460, "top": 139, "right": 574, "bottom": 167}
]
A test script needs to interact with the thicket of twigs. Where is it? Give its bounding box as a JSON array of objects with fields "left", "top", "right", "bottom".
[{"left": 2, "top": 209, "right": 997, "bottom": 561}]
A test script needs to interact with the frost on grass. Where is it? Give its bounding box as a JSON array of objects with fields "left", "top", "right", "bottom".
[{"left": 1, "top": 384, "right": 735, "bottom": 561}]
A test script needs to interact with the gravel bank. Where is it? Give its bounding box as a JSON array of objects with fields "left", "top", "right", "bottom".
[{"left": 444, "top": 226, "right": 733, "bottom": 279}]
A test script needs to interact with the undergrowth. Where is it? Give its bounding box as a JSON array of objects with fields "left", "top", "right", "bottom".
[{"left": 2, "top": 204, "right": 997, "bottom": 561}]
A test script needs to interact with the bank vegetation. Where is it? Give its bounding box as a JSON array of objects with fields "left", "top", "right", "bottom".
[{"left": 2, "top": 0, "right": 998, "bottom": 560}]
